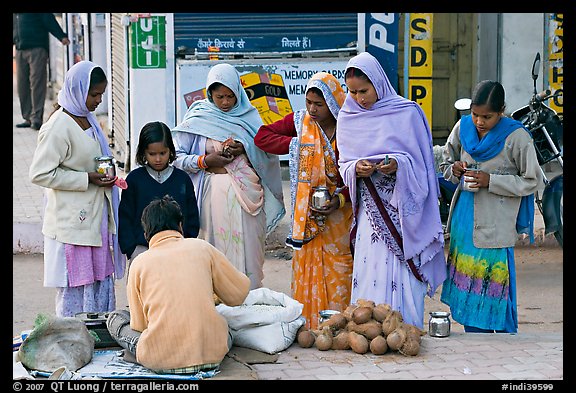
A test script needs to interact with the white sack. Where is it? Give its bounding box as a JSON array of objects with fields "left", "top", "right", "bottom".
[
  {"left": 216, "top": 288, "right": 305, "bottom": 354},
  {"left": 216, "top": 287, "right": 303, "bottom": 329},
  {"left": 232, "top": 317, "right": 305, "bottom": 354}
]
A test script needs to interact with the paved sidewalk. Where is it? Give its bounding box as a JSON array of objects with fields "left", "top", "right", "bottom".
[{"left": 253, "top": 332, "right": 563, "bottom": 380}]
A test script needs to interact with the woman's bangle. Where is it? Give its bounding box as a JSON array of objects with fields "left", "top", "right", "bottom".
[
  {"left": 337, "top": 193, "right": 346, "bottom": 209},
  {"left": 197, "top": 154, "right": 208, "bottom": 169}
]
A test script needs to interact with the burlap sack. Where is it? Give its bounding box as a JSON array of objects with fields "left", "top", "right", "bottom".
[{"left": 17, "top": 316, "right": 94, "bottom": 372}]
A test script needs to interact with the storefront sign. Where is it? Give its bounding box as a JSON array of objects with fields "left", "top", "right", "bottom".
[
  {"left": 547, "top": 13, "right": 563, "bottom": 117},
  {"left": 177, "top": 60, "right": 349, "bottom": 125},
  {"left": 408, "top": 13, "right": 433, "bottom": 126},
  {"left": 130, "top": 15, "right": 166, "bottom": 69},
  {"left": 358, "top": 13, "right": 400, "bottom": 91},
  {"left": 173, "top": 13, "right": 357, "bottom": 55}
]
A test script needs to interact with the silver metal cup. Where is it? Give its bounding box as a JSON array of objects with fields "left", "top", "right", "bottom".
[{"left": 311, "top": 186, "right": 331, "bottom": 210}]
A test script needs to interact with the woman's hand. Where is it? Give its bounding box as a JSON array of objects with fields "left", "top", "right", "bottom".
[
  {"left": 88, "top": 171, "right": 117, "bottom": 187},
  {"left": 225, "top": 140, "right": 245, "bottom": 157},
  {"left": 464, "top": 169, "right": 490, "bottom": 189},
  {"left": 204, "top": 151, "right": 235, "bottom": 168},
  {"left": 452, "top": 161, "right": 468, "bottom": 178},
  {"left": 310, "top": 195, "right": 339, "bottom": 216},
  {"left": 355, "top": 159, "right": 376, "bottom": 178},
  {"left": 375, "top": 157, "right": 397, "bottom": 174}
]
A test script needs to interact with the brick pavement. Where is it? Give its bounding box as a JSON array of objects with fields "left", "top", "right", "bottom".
[{"left": 251, "top": 332, "right": 563, "bottom": 380}]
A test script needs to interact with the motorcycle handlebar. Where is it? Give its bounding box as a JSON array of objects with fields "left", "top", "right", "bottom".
[{"left": 536, "top": 90, "right": 551, "bottom": 101}]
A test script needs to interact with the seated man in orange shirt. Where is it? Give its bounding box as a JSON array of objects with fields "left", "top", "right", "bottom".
[{"left": 106, "top": 195, "right": 250, "bottom": 374}]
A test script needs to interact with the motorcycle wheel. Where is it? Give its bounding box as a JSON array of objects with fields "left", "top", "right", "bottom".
[{"left": 553, "top": 192, "right": 563, "bottom": 247}]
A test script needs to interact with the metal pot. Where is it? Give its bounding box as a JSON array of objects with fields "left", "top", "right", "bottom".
[
  {"left": 319, "top": 309, "right": 340, "bottom": 324},
  {"left": 429, "top": 311, "right": 451, "bottom": 337},
  {"left": 311, "top": 186, "right": 331, "bottom": 210},
  {"left": 461, "top": 163, "right": 479, "bottom": 192},
  {"left": 95, "top": 156, "right": 116, "bottom": 179}
]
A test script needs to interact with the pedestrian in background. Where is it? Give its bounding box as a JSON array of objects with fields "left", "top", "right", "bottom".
[
  {"left": 337, "top": 52, "right": 447, "bottom": 329},
  {"left": 254, "top": 72, "right": 353, "bottom": 330},
  {"left": 118, "top": 121, "right": 200, "bottom": 271},
  {"left": 439, "top": 80, "right": 542, "bottom": 333},
  {"left": 172, "top": 63, "right": 285, "bottom": 290},
  {"left": 29, "top": 60, "right": 125, "bottom": 317},
  {"left": 13, "top": 13, "right": 70, "bottom": 130}
]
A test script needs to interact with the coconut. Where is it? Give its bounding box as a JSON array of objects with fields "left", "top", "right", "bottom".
[
  {"left": 348, "top": 320, "right": 382, "bottom": 340},
  {"left": 386, "top": 327, "right": 408, "bottom": 351},
  {"left": 356, "top": 299, "right": 376, "bottom": 310},
  {"left": 315, "top": 326, "right": 333, "bottom": 351},
  {"left": 297, "top": 329, "right": 316, "bottom": 348},
  {"left": 369, "top": 335, "right": 388, "bottom": 355},
  {"left": 319, "top": 312, "right": 348, "bottom": 331},
  {"left": 399, "top": 336, "right": 421, "bottom": 356},
  {"left": 348, "top": 331, "right": 369, "bottom": 354},
  {"left": 372, "top": 303, "right": 392, "bottom": 322},
  {"left": 381, "top": 310, "right": 403, "bottom": 336},
  {"left": 331, "top": 331, "right": 351, "bottom": 350}
]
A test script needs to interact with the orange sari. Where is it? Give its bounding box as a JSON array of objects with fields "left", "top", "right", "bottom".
[{"left": 289, "top": 102, "right": 353, "bottom": 329}]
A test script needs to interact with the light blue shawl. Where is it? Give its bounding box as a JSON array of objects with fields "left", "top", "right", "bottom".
[{"left": 172, "top": 63, "right": 285, "bottom": 235}]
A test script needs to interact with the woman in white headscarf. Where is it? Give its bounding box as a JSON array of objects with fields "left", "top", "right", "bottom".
[
  {"left": 29, "top": 60, "right": 125, "bottom": 317},
  {"left": 172, "top": 63, "right": 285, "bottom": 289}
]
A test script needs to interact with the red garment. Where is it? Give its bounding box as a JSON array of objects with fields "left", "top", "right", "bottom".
[{"left": 254, "top": 112, "right": 297, "bottom": 154}]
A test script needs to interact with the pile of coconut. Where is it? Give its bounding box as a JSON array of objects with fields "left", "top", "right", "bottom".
[{"left": 296, "top": 299, "right": 425, "bottom": 356}]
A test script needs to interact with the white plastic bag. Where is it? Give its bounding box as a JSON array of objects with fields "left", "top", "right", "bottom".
[{"left": 216, "top": 288, "right": 304, "bottom": 354}]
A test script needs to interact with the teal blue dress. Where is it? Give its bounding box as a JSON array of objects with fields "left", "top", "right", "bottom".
[{"left": 440, "top": 190, "right": 518, "bottom": 333}]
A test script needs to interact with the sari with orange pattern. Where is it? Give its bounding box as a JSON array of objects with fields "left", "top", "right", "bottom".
[{"left": 286, "top": 72, "right": 353, "bottom": 330}]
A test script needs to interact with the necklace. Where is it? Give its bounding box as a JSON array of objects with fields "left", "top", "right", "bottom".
[{"left": 318, "top": 123, "right": 336, "bottom": 142}]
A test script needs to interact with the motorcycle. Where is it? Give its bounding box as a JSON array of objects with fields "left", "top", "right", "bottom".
[
  {"left": 437, "top": 52, "right": 563, "bottom": 247},
  {"left": 511, "top": 52, "right": 563, "bottom": 247}
]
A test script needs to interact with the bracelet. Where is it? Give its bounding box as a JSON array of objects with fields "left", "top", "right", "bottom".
[
  {"left": 197, "top": 155, "right": 208, "bottom": 169},
  {"left": 337, "top": 193, "right": 346, "bottom": 209}
]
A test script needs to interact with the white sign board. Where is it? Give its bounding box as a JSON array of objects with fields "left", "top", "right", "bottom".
[{"left": 175, "top": 58, "right": 349, "bottom": 124}]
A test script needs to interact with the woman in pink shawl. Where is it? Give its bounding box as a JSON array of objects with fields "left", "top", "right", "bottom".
[{"left": 336, "top": 52, "right": 446, "bottom": 328}]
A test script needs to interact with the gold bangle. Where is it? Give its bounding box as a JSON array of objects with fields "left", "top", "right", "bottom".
[{"left": 337, "top": 193, "right": 345, "bottom": 209}]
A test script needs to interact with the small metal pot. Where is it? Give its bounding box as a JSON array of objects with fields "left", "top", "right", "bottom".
[
  {"left": 429, "top": 311, "right": 451, "bottom": 337},
  {"left": 95, "top": 156, "right": 116, "bottom": 179},
  {"left": 319, "top": 309, "right": 340, "bottom": 324},
  {"left": 461, "top": 163, "right": 479, "bottom": 192},
  {"left": 311, "top": 186, "right": 331, "bottom": 210}
]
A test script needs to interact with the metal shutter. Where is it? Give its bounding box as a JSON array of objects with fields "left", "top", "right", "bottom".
[
  {"left": 109, "top": 13, "right": 130, "bottom": 171},
  {"left": 174, "top": 13, "right": 357, "bottom": 58}
]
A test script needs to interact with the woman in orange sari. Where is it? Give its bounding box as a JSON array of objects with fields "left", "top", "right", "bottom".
[{"left": 255, "top": 72, "right": 353, "bottom": 329}]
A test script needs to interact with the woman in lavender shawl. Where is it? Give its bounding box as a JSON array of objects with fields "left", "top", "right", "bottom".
[
  {"left": 336, "top": 52, "right": 446, "bottom": 328},
  {"left": 30, "top": 61, "right": 125, "bottom": 317}
]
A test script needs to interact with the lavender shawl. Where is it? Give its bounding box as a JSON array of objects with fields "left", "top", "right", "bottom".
[
  {"left": 57, "top": 60, "right": 126, "bottom": 279},
  {"left": 336, "top": 52, "right": 446, "bottom": 295}
]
